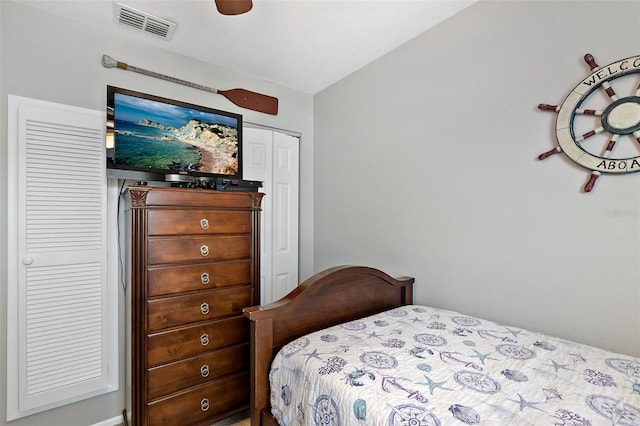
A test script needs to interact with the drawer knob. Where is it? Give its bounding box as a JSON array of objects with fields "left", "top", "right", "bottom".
[
  {"left": 200, "top": 364, "right": 210, "bottom": 378},
  {"left": 200, "top": 218, "right": 209, "bottom": 230},
  {"left": 200, "top": 398, "right": 210, "bottom": 412},
  {"left": 200, "top": 302, "right": 210, "bottom": 315},
  {"left": 200, "top": 333, "right": 209, "bottom": 346},
  {"left": 200, "top": 245, "right": 209, "bottom": 256},
  {"left": 200, "top": 272, "right": 210, "bottom": 285}
]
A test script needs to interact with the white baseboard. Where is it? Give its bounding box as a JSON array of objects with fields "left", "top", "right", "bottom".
[{"left": 91, "top": 413, "right": 127, "bottom": 426}]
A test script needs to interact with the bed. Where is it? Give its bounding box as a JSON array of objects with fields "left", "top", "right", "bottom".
[{"left": 242, "top": 266, "right": 640, "bottom": 425}]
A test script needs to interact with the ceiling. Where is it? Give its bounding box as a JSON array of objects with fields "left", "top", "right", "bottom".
[{"left": 16, "top": 0, "right": 476, "bottom": 94}]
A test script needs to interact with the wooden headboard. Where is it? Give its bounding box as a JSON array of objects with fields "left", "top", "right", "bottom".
[{"left": 242, "top": 265, "right": 415, "bottom": 425}]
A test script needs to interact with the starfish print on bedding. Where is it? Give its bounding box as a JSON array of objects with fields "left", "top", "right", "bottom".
[
  {"left": 508, "top": 393, "right": 544, "bottom": 412},
  {"left": 548, "top": 360, "right": 572, "bottom": 373},
  {"left": 303, "top": 349, "right": 323, "bottom": 364},
  {"left": 470, "top": 349, "right": 498, "bottom": 365},
  {"left": 504, "top": 327, "right": 526, "bottom": 339},
  {"left": 417, "top": 375, "right": 453, "bottom": 395}
]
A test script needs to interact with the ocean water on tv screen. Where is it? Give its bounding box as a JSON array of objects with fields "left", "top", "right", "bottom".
[{"left": 114, "top": 119, "right": 201, "bottom": 172}]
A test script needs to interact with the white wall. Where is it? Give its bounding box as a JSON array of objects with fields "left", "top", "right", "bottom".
[
  {"left": 0, "top": 2, "right": 314, "bottom": 425},
  {"left": 314, "top": 0, "right": 640, "bottom": 357}
]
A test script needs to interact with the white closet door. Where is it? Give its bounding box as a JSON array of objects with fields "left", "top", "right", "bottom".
[
  {"left": 271, "top": 131, "right": 299, "bottom": 301},
  {"left": 6, "top": 95, "right": 114, "bottom": 420},
  {"left": 243, "top": 128, "right": 273, "bottom": 304},
  {"left": 243, "top": 127, "right": 299, "bottom": 304}
]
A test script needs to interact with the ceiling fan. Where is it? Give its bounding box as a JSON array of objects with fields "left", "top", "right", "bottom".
[{"left": 215, "top": 0, "right": 253, "bottom": 15}]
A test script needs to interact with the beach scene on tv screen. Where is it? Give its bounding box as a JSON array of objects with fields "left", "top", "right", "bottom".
[{"left": 113, "top": 93, "right": 239, "bottom": 175}]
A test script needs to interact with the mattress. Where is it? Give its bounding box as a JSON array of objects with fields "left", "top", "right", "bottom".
[{"left": 269, "top": 305, "right": 640, "bottom": 425}]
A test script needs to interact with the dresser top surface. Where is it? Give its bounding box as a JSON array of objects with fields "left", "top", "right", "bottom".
[{"left": 128, "top": 186, "right": 264, "bottom": 209}]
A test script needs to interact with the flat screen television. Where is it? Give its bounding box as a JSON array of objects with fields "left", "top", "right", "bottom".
[{"left": 106, "top": 85, "right": 242, "bottom": 183}]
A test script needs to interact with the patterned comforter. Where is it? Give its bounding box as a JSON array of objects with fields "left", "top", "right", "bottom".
[{"left": 269, "top": 305, "right": 640, "bottom": 425}]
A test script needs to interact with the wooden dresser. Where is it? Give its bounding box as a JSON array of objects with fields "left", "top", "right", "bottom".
[{"left": 128, "top": 186, "right": 263, "bottom": 426}]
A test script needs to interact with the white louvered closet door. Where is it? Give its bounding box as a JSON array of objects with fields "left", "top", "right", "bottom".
[{"left": 7, "top": 95, "right": 113, "bottom": 420}]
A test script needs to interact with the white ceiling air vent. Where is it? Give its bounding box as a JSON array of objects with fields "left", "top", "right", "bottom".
[{"left": 113, "top": 3, "right": 176, "bottom": 40}]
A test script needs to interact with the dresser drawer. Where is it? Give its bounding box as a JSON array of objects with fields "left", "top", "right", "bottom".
[
  {"left": 147, "top": 372, "right": 249, "bottom": 426},
  {"left": 147, "top": 287, "right": 251, "bottom": 331},
  {"left": 147, "top": 316, "right": 248, "bottom": 367},
  {"left": 147, "top": 343, "right": 249, "bottom": 400},
  {"left": 147, "top": 210, "right": 251, "bottom": 236},
  {"left": 147, "top": 260, "right": 251, "bottom": 296},
  {"left": 147, "top": 235, "right": 250, "bottom": 265}
]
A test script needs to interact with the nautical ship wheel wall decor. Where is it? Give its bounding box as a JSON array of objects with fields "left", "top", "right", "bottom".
[{"left": 538, "top": 53, "right": 640, "bottom": 192}]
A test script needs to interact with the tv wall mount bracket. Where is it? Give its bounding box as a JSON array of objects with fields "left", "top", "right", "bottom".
[{"left": 537, "top": 53, "right": 640, "bottom": 192}]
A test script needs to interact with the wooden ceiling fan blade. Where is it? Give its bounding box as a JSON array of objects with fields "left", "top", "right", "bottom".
[{"left": 215, "top": 0, "right": 253, "bottom": 15}]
